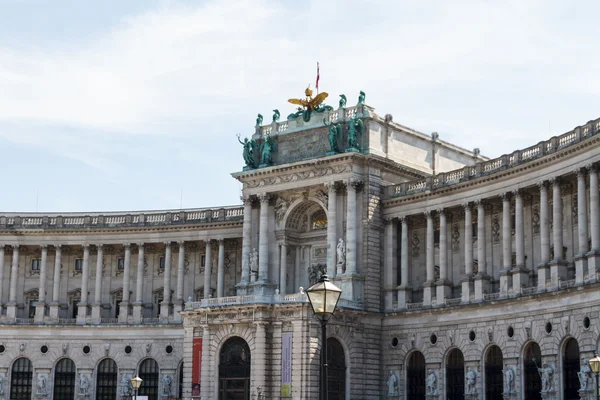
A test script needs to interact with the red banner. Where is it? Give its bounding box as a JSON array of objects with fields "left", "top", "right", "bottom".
[{"left": 192, "top": 338, "right": 202, "bottom": 397}]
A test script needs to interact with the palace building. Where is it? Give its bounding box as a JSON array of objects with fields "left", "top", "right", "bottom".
[{"left": 0, "top": 89, "right": 599, "bottom": 400}]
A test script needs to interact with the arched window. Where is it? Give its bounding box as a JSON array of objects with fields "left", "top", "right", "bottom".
[
  {"left": 96, "top": 358, "right": 118, "bottom": 400},
  {"left": 178, "top": 363, "right": 184, "bottom": 399},
  {"left": 523, "top": 342, "right": 542, "bottom": 400},
  {"left": 11, "top": 357, "right": 33, "bottom": 400},
  {"left": 311, "top": 209, "right": 328, "bottom": 230},
  {"left": 327, "top": 338, "right": 346, "bottom": 400},
  {"left": 446, "top": 349, "right": 464, "bottom": 400},
  {"left": 485, "top": 346, "right": 503, "bottom": 400},
  {"left": 563, "top": 338, "right": 580, "bottom": 400},
  {"left": 407, "top": 351, "right": 426, "bottom": 400},
  {"left": 54, "top": 358, "right": 76, "bottom": 400},
  {"left": 139, "top": 359, "right": 159, "bottom": 400}
]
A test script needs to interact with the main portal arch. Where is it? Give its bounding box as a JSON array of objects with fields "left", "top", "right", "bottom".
[{"left": 219, "top": 337, "right": 251, "bottom": 400}]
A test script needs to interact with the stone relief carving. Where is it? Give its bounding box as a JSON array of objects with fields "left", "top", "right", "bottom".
[
  {"left": 451, "top": 223, "right": 460, "bottom": 252},
  {"left": 274, "top": 197, "right": 290, "bottom": 223},
  {"left": 426, "top": 369, "right": 438, "bottom": 395},
  {"left": 386, "top": 370, "right": 399, "bottom": 396},
  {"left": 492, "top": 215, "right": 500, "bottom": 243},
  {"left": 308, "top": 264, "right": 326, "bottom": 285},
  {"left": 465, "top": 367, "right": 477, "bottom": 394},
  {"left": 78, "top": 373, "right": 91, "bottom": 398},
  {"left": 314, "top": 189, "right": 329, "bottom": 206},
  {"left": 411, "top": 231, "right": 420, "bottom": 258},
  {"left": 244, "top": 165, "right": 352, "bottom": 188},
  {"left": 572, "top": 193, "right": 578, "bottom": 225},
  {"left": 36, "top": 373, "right": 49, "bottom": 396}
]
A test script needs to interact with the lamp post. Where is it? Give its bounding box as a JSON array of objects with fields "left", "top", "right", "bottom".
[
  {"left": 130, "top": 376, "right": 143, "bottom": 400},
  {"left": 306, "top": 274, "right": 342, "bottom": 400},
  {"left": 590, "top": 353, "right": 600, "bottom": 400}
]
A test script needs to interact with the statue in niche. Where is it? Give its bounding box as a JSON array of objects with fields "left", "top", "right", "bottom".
[
  {"left": 357, "top": 90, "right": 366, "bottom": 104},
  {"left": 539, "top": 362, "right": 554, "bottom": 392},
  {"left": 37, "top": 374, "right": 48, "bottom": 395},
  {"left": 426, "top": 369, "right": 437, "bottom": 395},
  {"left": 0, "top": 374, "right": 4, "bottom": 395},
  {"left": 386, "top": 370, "right": 399, "bottom": 396},
  {"left": 237, "top": 134, "right": 258, "bottom": 169},
  {"left": 347, "top": 117, "right": 363, "bottom": 150},
  {"left": 339, "top": 94, "right": 347, "bottom": 108},
  {"left": 79, "top": 374, "right": 91, "bottom": 396},
  {"left": 162, "top": 375, "right": 173, "bottom": 396},
  {"left": 272, "top": 109, "right": 280, "bottom": 122},
  {"left": 578, "top": 359, "right": 592, "bottom": 391},
  {"left": 250, "top": 249, "right": 259, "bottom": 280},
  {"left": 260, "top": 133, "right": 277, "bottom": 166},
  {"left": 255, "top": 114, "right": 263, "bottom": 126},
  {"left": 274, "top": 197, "right": 290, "bottom": 223},
  {"left": 336, "top": 239, "right": 346, "bottom": 267},
  {"left": 465, "top": 367, "right": 477, "bottom": 394},
  {"left": 323, "top": 118, "right": 342, "bottom": 153},
  {"left": 503, "top": 365, "right": 514, "bottom": 393},
  {"left": 121, "top": 374, "right": 132, "bottom": 397}
]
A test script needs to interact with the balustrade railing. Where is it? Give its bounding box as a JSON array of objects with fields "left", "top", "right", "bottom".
[{"left": 388, "top": 117, "right": 600, "bottom": 198}]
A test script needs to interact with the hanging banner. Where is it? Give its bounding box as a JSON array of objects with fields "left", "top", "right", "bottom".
[
  {"left": 192, "top": 338, "right": 202, "bottom": 397},
  {"left": 281, "top": 332, "right": 293, "bottom": 396}
]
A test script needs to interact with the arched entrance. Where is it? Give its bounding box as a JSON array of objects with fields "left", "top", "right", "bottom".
[
  {"left": 523, "top": 342, "right": 542, "bottom": 400},
  {"left": 10, "top": 357, "right": 33, "bottom": 400},
  {"left": 96, "top": 358, "right": 118, "bottom": 400},
  {"left": 138, "top": 358, "right": 159, "bottom": 400},
  {"left": 407, "top": 351, "right": 426, "bottom": 400},
  {"left": 219, "top": 337, "right": 251, "bottom": 400},
  {"left": 485, "top": 346, "right": 503, "bottom": 400},
  {"left": 446, "top": 349, "right": 464, "bottom": 400},
  {"left": 54, "top": 358, "right": 76, "bottom": 400},
  {"left": 563, "top": 338, "right": 580, "bottom": 400},
  {"left": 327, "top": 338, "right": 346, "bottom": 400}
]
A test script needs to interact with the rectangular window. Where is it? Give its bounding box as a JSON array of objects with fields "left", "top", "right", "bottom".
[
  {"left": 472, "top": 223, "right": 478, "bottom": 238},
  {"left": 159, "top": 257, "right": 165, "bottom": 270},
  {"left": 75, "top": 259, "right": 83, "bottom": 271},
  {"left": 434, "top": 230, "right": 440, "bottom": 245},
  {"left": 31, "top": 259, "right": 41, "bottom": 271},
  {"left": 117, "top": 258, "right": 125, "bottom": 270}
]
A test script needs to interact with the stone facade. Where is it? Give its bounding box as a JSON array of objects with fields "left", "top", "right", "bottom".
[{"left": 0, "top": 100, "right": 599, "bottom": 399}]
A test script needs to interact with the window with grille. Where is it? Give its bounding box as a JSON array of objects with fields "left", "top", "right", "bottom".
[
  {"left": 75, "top": 259, "right": 83, "bottom": 271},
  {"left": 53, "top": 358, "right": 76, "bottom": 400},
  {"left": 96, "top": 358, "right": 118, "bottom": 400},
  {"left": 138, "top": 358, "right": 159, "bottom": 400},
  {"left": 11, "top": 358, "right": 33, "bottom": 400},
  {"left": 31, "top": 259, "right": 41, "bottom": 271},
  {"left": 117, "top": 258, "right": 125, "bottom": 270}
]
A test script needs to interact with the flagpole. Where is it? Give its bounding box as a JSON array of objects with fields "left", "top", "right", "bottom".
[{"left": 316, "top": 62, "right": 320, "bottom": 95}]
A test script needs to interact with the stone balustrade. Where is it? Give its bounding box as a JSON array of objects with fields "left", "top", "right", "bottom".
[
  {"left": 0, "top": 205, "right": 244, "bottom": 230},
  {"left": 388, "top": 117, "right": 600, "bottom": 198},
  {"left": 184, "top": 292, "right": 363, "bottom": 310}
]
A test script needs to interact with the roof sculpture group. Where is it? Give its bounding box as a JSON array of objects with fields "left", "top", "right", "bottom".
[{"left": 237, "top": 87, "right": 366, "bottom": 170}]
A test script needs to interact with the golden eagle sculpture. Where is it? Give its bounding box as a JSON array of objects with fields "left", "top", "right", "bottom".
[{"left": 287, "top": 86, "right": 333, "bottom": 122}]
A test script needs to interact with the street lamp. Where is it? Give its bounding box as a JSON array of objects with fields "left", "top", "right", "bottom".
[
  {"left": 306, "top": 274, "right": 342, "bottom": 400},
  {"left": 130, "top": 376, "right": 143, "bottom": 400},
  {"left": 590, "top": 353, "right": 600, "bottom": 400}
]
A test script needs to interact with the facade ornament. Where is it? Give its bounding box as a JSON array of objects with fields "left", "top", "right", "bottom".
[
  {"left": 451, "top": 223, "right": 460, "bottom": 252},
  {"left": 260, "top": 132, "right": 277, "bottom": 167},
  {"left": 339, "top": 94, "right": 347, "bottom": 108},
  {"left": 314, "top": 189, "right": 328, "bottom": 206},
  {"left": 578, "top": 359, "right": 592, "bottom": 391},
  {"left": 255, "top": 114, "right": 263, "bottom": 126},
  {"left": 272, "top": 109, "right": 280, "bottom": 123},
  {"left": 36, "top": 373, "right": 49, "bottom": 396},
  {"left": 162, "top": 375, "right": 173, "bottom": 397},
  {"left": 237, "top": 134, "right": 258, "bottom": 170},
  {"left": 78, "top": 374, "right": 91, "bottom": 398},
  {"left": 324, "top": 119, "right": 342, "bottom": 154},
  {"left": 411, "top": 231, "right": 420, "bottom": 258},
  {"left": 0, "top": 374, "right": 4, "bottom": 395},
  {"left": 336, "top": 239, "right": 346, "bottom": 270},
  {"left": 426, "top": 369, "right": 438, "bottom": 395},
  {"left": 347, "top": 117, "right": 363, "bottom": 151},
  {"left": 104, "top": 343, "right": 110, "bottom": 356},
  {"left": 274, "top": 197, "right": 290, "bottom": 223},
  {"left": 410, "top": 335, "right": 416, "bottom": 349},
  {"left": 146, "top": 343, "right": 152, "bottom": 354},
  {"left": 386, "top": 370, "right": 399, "bottom": 396},
  {"left": 488, "top": 327, "right": 493, "bottom": 343},
  {"left": 120, "top": 374, "right": 132, "bottom": 398},
  {"left": 249, "top": 249, "right": 259, "bottom": 282},
  {"left": 503, "top": 365, "right": 515, "bottom": 393},
  {"left": 19, "top": 343, "right": 25, "bottom": 353},
  {"left": 465, "top": 367, "right": 477, "bottom": 394},
  {"left": 357, "top": 90, "right": 366, "bottom": 105},
  {"left": 539, "top": 362, "right": 554, "bottom": 393}
]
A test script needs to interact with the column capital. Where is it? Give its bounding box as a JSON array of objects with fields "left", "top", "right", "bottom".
[
  {"left": 512, "top": 189, "right": 522, "bottom": 198},
  {"left": 326, "top": 181, "right": 338, "bottom": 192},
  {"left": 54, "top": 244, "right": 62, "bottom": 250},
  {"left": 586, "top": 163, "right": 598, "bottom": 173},
  {"left": 500, "top": 192, "right": 512, "bottom": 202},
  {"left": 258, "top": 193, "right": 271, "bottom": 204},
  {"left": 383, "top": 217, "right": 394, "bottom": 225},
  {"left": 399, "top": 215, "right": 409, "bottom": 224},
  {"left": 123, "top": 243, "right": 131, "bottom": 250},
  {"left": 462, "top": 202, "right": 471, "bottom": 211},
  {"left": 205, "top": 238, "right": 213, "bottom": 245},
  {"left": 424, "top": 210, "right": 433, "bottom": 219},
  {"left": 537, "top": 180, "right": 548, "bottom": 189},
  {"left": 137, "top": 243, "right": 144, "bottom": 250},
  {"left": 549, "top": 176, "right": 561, "bottom": 186},
  {"left": 11, "top": 244, "right": 19, "bottom": 250},
  {"left": 241, "top": 195, "right": 254, "bottom": 205},
  {"left": 177, "top": 240, "right": 185, "bottom": 246},
  {"left": 217, "top": 238, "right": 225, "bottom": 245},
  {"left": 437, "top": 208, "right": 445, "bottom": 216},
  {"left": 82, "top": 244, "right": 90, "bottom": 250},
  {"left": 164, "top": 241, "right": 172, "bottom": 248},
  {"left": 575, "top": 167, "right": 587, "bottom": 178},
  {"left": 474, "top": 199, "right": 486, "bottom": 207},
  {"left": 96, "top": 244, "right": 103, "bottom": 250},
  {"left": 40, "top": 244, "right": 48, "bottom": 250}
]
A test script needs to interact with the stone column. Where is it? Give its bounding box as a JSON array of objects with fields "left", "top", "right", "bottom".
[
  {"left": 326, "top": 182, "right": 338, "bottom": 277},
  {"left": 512, "top": 190, "right": 529, "bottom": 295},
  {"left": 462, "top": 203, "right": 473, "bottom": 303},
  {"left": 217, "top": 239, "right": 225, "bottom": 298},
  {"left": 160, "top": 242, "right": 172, "bottom": 321},
  {"left": 436, "top": 210, "right": 451, "bottom": 303},
  {"left": 474, "top": 200, "right": 489, "bottom": 302},
  {"left": 0, "top": 246, "right": 4, "bottom": 309},
  {"left": 398, "top": 217, "right": 411, "bottom": 308},
  {"left": 49, "top": 245, "right": 61, "bottom": 319},
  {"left": 119, "top": 244, "right": 131, "bottom": 322},
  {"left": 6, "top": 245, "right": 20, "bottom": 318},
  {"left": 258, "top": 194, "right": 270, "bottom": 282},
  {"left": 173, "top": 241, "right": 185, "bottom": 322},
  {"left": 91, "top": 245, "right": 103, "bottom": 323},
  {"left": 499, "top": 193, "right": 512, "bottom": 298},
  {"left": 133, "top": 243, "right": 144, "bottom": 323},
  {"left": 423, "top": 211, "right": 435, "bottom": 306},
  {"left": 203, "top": 240, "right": 213, "bottom": 299},
  {"left": 76, "top": 244, "right": 90, "bottom": 324},
  {"left": 537, "top": 182, "right": 550, "bottom": 292},
  {"left": 550, "top": 178, "right": 567, "bottom": 289},
  {"left": 345, "top": 180, "right": 358, "bottom": 275},
  {"left": 575, "top": 168, "right": 589, "bottom": 285},
  {"left": 252, "top": 322, "right": 267, "bottom": 395},
  {"left": 199, "top": 325, "right": 211, "bottom": 400},
  {"left": 588, "top": 165, "right": 600, "bottom": 277},
  {"left": 34, "top": 245, "right": 48, "bottom": 323},
  {"left": 384, "top": 218, "right": 396, "bottom": 310},
  {"left": 279, "top": 242, "right": 287, "bottom": 295},
  {"left": 240, "top": 196, "right": 252, "bottom": 288}
]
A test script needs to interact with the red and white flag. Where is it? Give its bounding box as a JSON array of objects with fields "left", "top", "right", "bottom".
[{"left": 316, "top": 62, "right": 320, "bottom": 91}]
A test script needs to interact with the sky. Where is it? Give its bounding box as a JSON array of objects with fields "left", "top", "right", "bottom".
[{"left": 0, "top": 0, "right": 598, "bottom": 213}]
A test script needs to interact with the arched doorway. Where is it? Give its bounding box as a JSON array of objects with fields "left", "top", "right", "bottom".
[
  {"left": 446, "top": 349, "right": 464, "bottom": 400},
  {"left": 138, "top": 358, "right": 159, "bottom": 400},
  {"left": 485, "top": 346, "right": 503, "bottom": 400},
  {"left": 327, "top": 338, "right": 346, "bottom": 400},
  {"left": 523, "top": 342, "right": 542, "bottom": 400},
  {"left": 407, "top": 351, "right": 426, "bottom": 400},
  {"left": 219, "top": 337, "right": 251, "bottom": 400},
  {"left": 10, "top": 357, "right": 33, "bottom": 400},
  {"left": 563, "top": 338, "right": 580, "bottom": 400},
  {"left": 96, "top": 358, "right": 118, "bottom": 400},
  {"left": 54, "top": 358, "right": 76, "bottom": 400}
]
